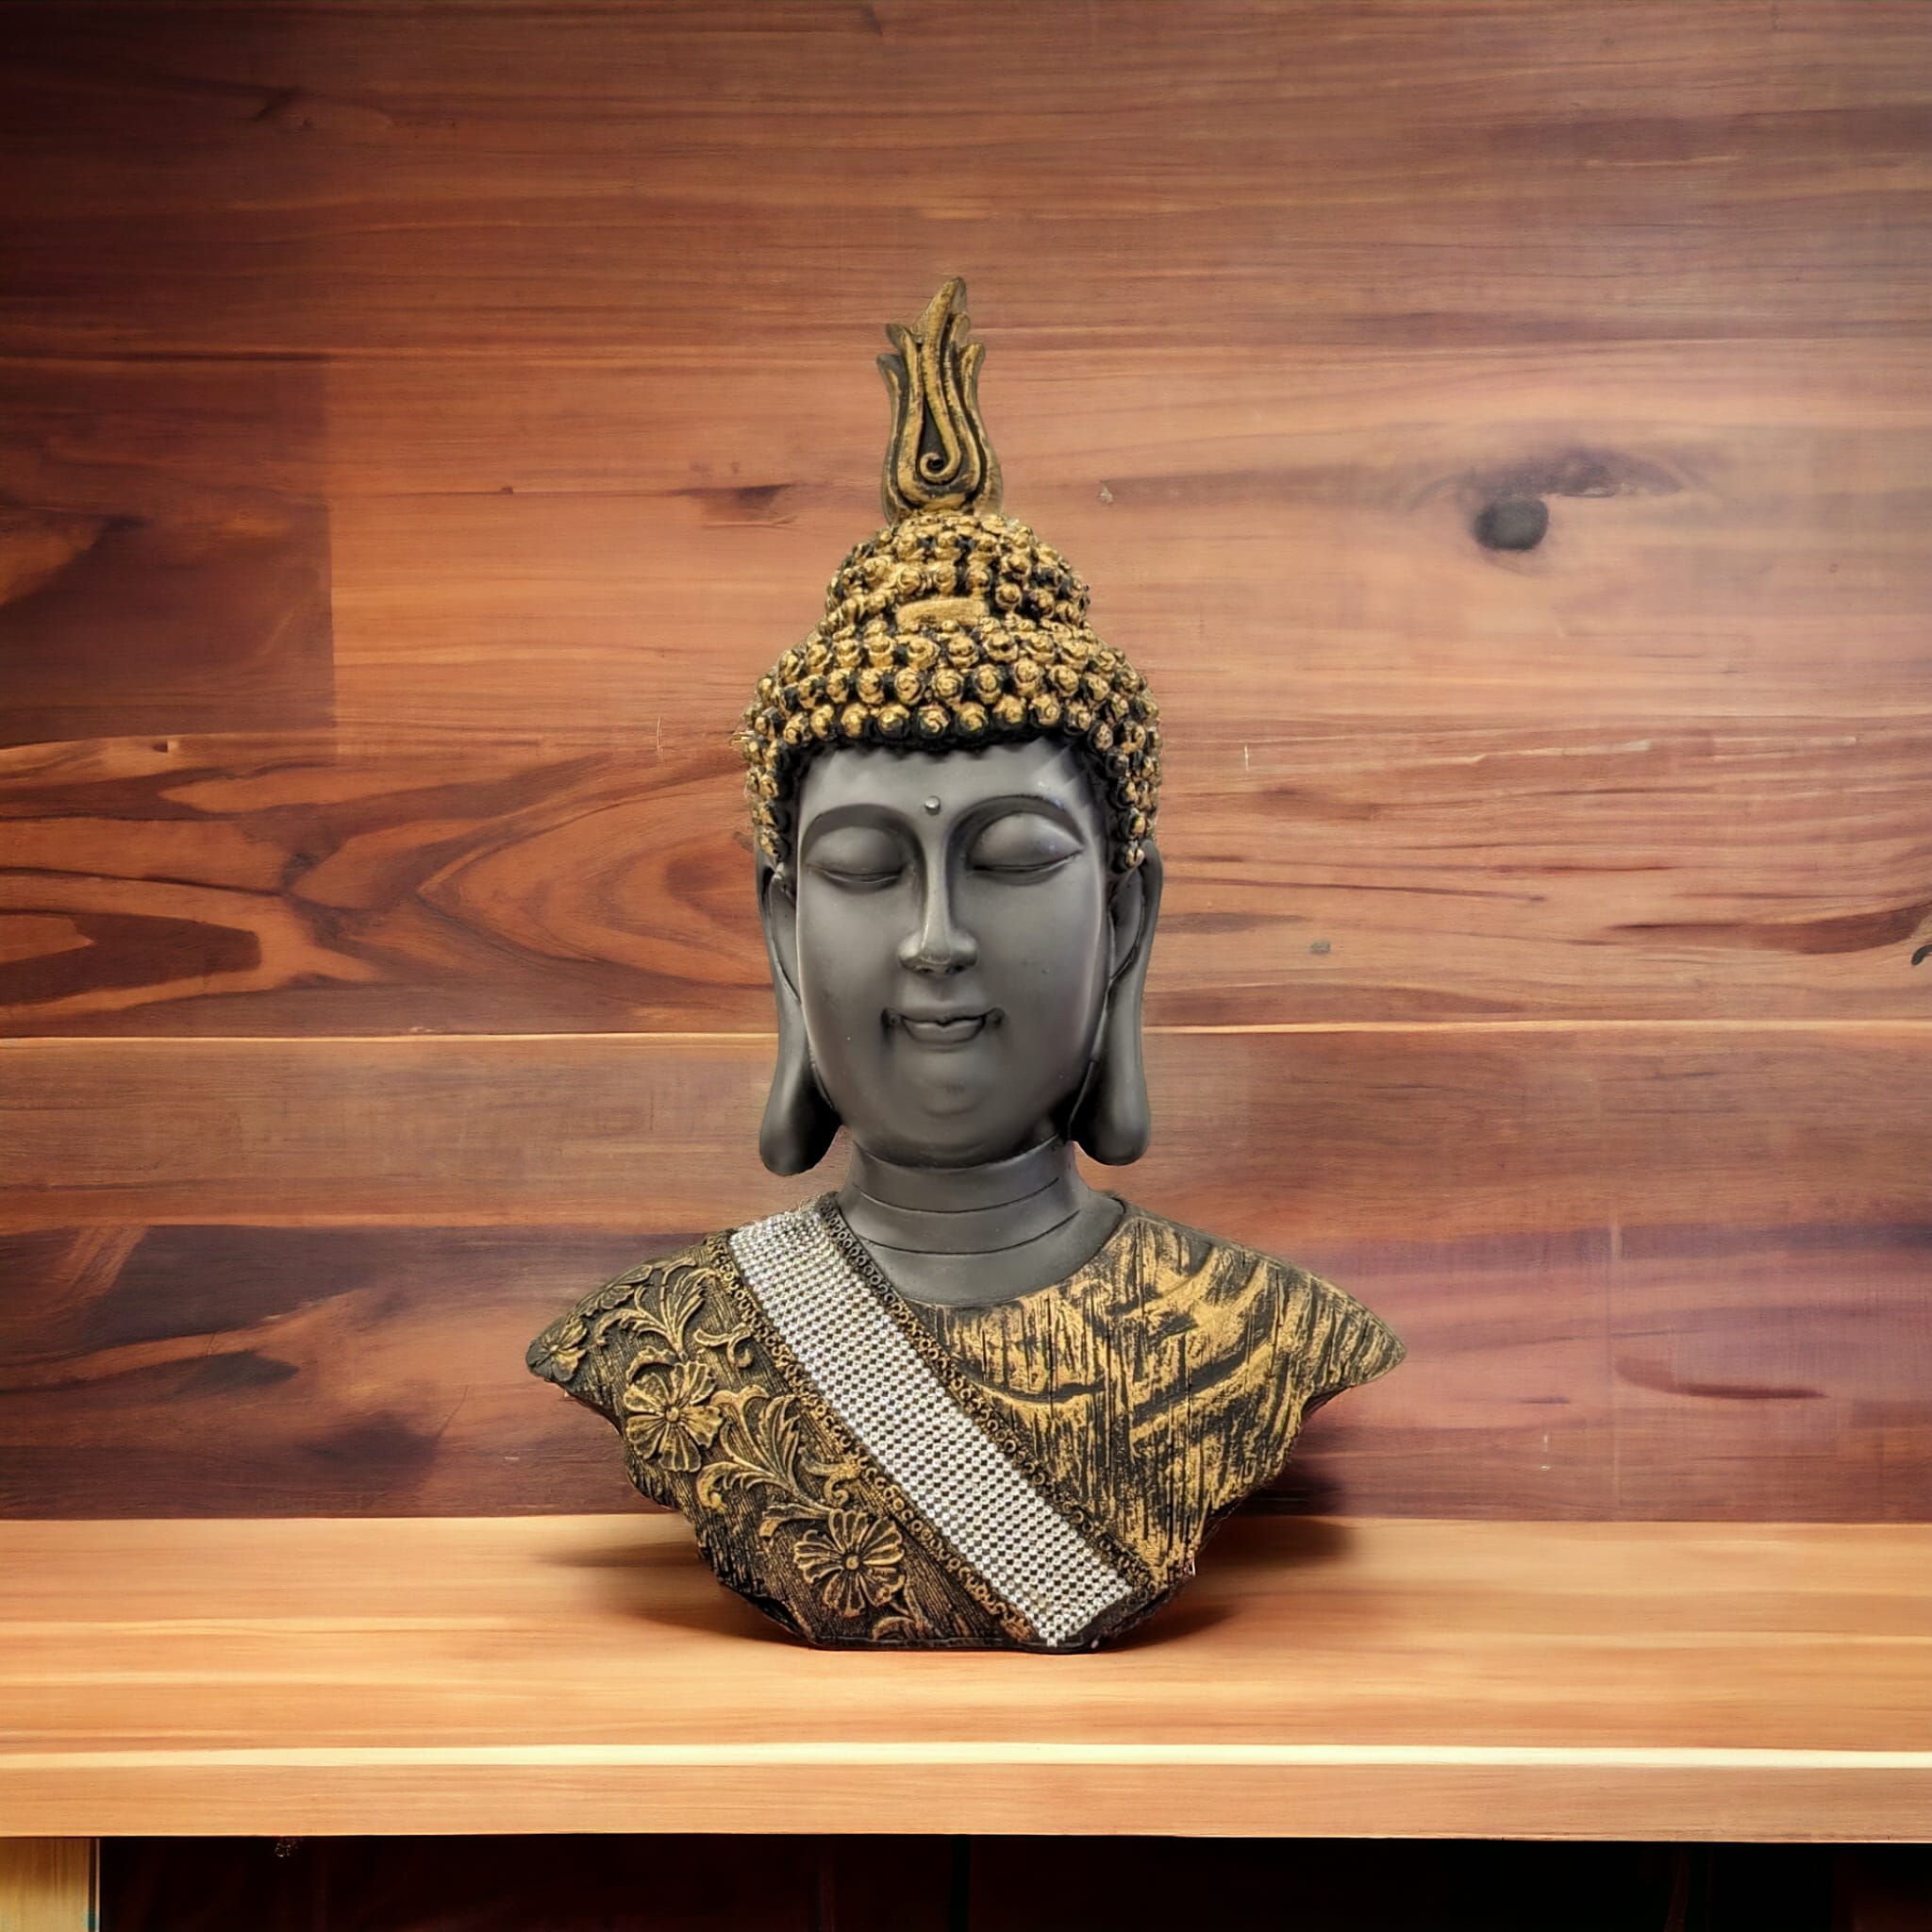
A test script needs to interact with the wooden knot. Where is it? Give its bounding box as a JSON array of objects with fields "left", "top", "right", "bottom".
[{"left": 1474, "top": 495, "right": 1549, "bottom": 553}]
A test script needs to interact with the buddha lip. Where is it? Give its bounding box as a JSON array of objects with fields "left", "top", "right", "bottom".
[{"left": 888, "top": 1008, "right": 996, "bottom": 1045}]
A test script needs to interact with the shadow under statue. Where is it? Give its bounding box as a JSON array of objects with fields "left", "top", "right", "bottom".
[{"left": 527, "top": 280, "right": 1403, "bottom": 1650}]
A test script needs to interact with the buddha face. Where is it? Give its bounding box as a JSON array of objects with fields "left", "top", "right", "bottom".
[{"left": 771, "top": 738, "right": 1140, "bottom": 1169}]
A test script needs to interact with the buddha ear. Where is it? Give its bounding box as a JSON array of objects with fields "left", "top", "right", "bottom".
[
  {"left": 755, "top": 854, "right": 841, "bottom": 1176},
  {"left": 1071, "top": 839, "right": 1163, "bottom": 1166}
]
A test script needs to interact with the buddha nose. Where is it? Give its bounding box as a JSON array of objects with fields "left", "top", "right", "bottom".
[{"left": 898, "top": 870, "right": 978, "bottom": 974}]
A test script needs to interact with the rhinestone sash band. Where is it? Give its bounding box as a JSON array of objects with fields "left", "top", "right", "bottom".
[{"left": 729, "top": 1202, "right": 1131, "bottom": 1648}]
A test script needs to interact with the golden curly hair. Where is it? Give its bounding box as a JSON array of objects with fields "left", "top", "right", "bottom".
[{"left": 737, "top": 280, "right": 1160, "bottom": 875}]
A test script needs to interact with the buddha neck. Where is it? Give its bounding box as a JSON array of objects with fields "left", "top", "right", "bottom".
[{"left": 836, "top": 1140, "right": 1124, "bottom": 1308}]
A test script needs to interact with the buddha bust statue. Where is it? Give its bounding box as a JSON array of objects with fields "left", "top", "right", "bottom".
[{"left": 526, "top": 280, "right": 1403, "bottom": 1650}]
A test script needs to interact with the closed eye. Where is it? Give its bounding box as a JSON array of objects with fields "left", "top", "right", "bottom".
[
  {"left": 808, "top": 862, "right": 903, "bottom": 889},
  {"left": 967, "top": 812, "right": 1084, "bottom": 876},
  {"left": 804, "top": 824, "right": 908, "bottom": 888}
]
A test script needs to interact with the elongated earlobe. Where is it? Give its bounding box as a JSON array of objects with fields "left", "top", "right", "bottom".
[
  {"left": 756, "top": 859, "right": 841, "bottom": 1175},
  {"left": 1070, "top": 842, "right": 1163, "bottom": 1166}
]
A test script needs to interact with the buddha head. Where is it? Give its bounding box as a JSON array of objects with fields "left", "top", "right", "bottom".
[{"left": 740, "top": 280, "right": 1164, "bottom": 1180}]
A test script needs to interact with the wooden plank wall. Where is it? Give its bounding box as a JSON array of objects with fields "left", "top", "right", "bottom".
[{"left": 1, "top": 0, "right": 1927, "bottom": 1521}]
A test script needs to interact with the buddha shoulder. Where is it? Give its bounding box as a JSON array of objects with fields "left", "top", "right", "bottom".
[
  {"left": 525, "top": 1235, "right": 741, "bottom": 1423},
  {"left": 1121, "top": 1207, "right": 1406, "bottom": 1407}
]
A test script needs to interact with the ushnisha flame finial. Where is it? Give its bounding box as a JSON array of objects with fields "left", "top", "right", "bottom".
[
  {"left": 740, "top": 281, "right": 1161, "bottom": 877},
  {"left": 877, "top": 277, "right": 1003, "bottom": 521}
]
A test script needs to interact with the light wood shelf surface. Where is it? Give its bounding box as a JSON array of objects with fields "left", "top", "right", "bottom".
[{"left": 1, "top": 1515, "right": 1926, "bottom": 1841}]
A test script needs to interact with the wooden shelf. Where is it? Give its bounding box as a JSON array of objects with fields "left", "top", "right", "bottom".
[{"left": 2, "top": 1515, "right": 1925, "bottom": 1842}]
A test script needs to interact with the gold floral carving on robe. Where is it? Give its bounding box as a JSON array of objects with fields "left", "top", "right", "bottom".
[{"left": 526, "top": 1197, "right": 1402, "bottom": 1650}]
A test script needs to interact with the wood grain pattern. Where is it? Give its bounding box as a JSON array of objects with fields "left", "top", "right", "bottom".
[
  {"left": 2, "top": 0, "right": 1929, "bottom": 1544},
  {"left": 5, "top": 723, "right": 1929, "bottom": 1035},
  {"left": 0, "top": 358, "right": 332, "bottom": 747},
  {"left": 0, "top": 1840, "right": 94, "bottom": 1932},
  {"left": 3, "top": 1514, "right": 1928, "bottom": 1839},
  {"left": 317, "top": 341, "right": 1932, "bottom": 737},
  {"left": 0, "top": 1029, "right": 1924, "bottom": 1521},
  {"left": 10, "top": 338, "right": 1931, "bottom": 741},
  {"left": 4, "top": 1027, "right": 1926, "bottom": 1236},
  {"left": 2, "top": 1222, "right": 1924, "bottom": 1524},
  {"left": 4, "top": 4, "right": 1930, "bottom": 359}
]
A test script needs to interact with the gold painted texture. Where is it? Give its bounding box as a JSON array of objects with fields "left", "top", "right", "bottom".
[{"left": 527, "top": 1204, "right": 1403, "bottom": 1650}]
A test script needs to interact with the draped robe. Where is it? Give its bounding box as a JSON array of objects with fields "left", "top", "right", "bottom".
[{"left": 526, "top": 1195, "right": 1403, "bottom": 1650}]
